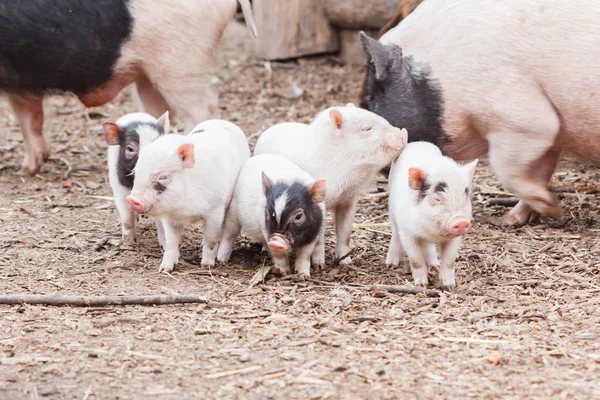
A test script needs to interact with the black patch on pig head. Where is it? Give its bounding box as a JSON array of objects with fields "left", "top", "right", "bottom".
[
  {"left": 418, "top": 179, "right": 431, "bottom": 203},
  {"left": 0, "top": 0, "right": 132, "bottom": 93},
  {"left": 117, "top": 122, "right": 164, "bottom": 189},
  {"left": 358, "top": 32, "right": 451, "bottom": 150},
  {"left": 264, "top": 181, "right": 323, "bottom": 250},
  {"left": 434, "top": 181, "right": 447, "bottom": 193}
]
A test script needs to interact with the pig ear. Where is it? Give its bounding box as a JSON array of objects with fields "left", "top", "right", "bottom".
[
  {"left": 262, "top": 171, "right": 274, "bottom": 196},
  {"left": 157, "top": 111, "right": 170, "bottom": 134},
  {"left": 310, "top": 179, "right": 327, "bottom": 204},
  {"left": 462, "top": 159, "right": 479, "bottom": 183},
  {"left": 329, "top": 109, "right": 343, "bottom": 130},
  {"left": 345, "top": 103, "right": 356, "bottom": 108},
  {"left": 177, "top": 143, "right": 195, "bottom": 168},
  {"left": 408, "top": 168, "right": 428, "bottom": 190},
  {"left": 359, "top": 31, "right": 396, "bottom": 81},
  {"left": 102, "top": 122, "right": 121, "bottom": 146}
]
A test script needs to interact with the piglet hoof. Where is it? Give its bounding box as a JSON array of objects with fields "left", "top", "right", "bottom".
[
  {"left": 158, "top": 263, "right": 175, "bottom": 274},
  {"left": 441, "top": 283, "right": 456, "bottom": 293},
  {"left": 428, "top": 264, "right": 440, "bottom": 273},
  {"left": 311, "top": 260, "right": 326, "bottom": 271},
  {"left": 292, "top": 273, "right": 310, "bottom": 282},
  {"left": 338, "top": 257, "right": 353, "bottom": 266},
  {"left": 414, "top": 280, "right": 429, "bottom": 289},
  {"left": 122, "top": 233, "right": 136, "bottom": 247},
  {"left": 201, "top": 259, "right": 216, "bottom": 268}
]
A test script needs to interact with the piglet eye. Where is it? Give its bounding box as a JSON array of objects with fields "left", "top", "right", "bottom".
[
  {"left": 362, "top": 126, "right": 373, "bottom": 132},
  {"left": 159, "top": 174, "right": 169, "bottom": 181},
  {"left": 126, "top": 145, "right": 135, "bottom": 153},
  {"left": 294, "top": 212, "right": 305, "bottom": 224}
]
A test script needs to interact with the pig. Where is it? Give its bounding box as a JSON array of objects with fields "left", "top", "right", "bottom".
[
  {"left": 358, "top": 0, "right": 600, "bottom": 226},
  {"left": 217, "top": 154, "right": 326, "bottom": 278},
  {"left": 386, "top": 142, "right": 478, "bottom": 291},
  {"left": 125, "top": 119, "right": 250, "bottom": 272},
  {"left": 0, "top": 0, "right": 256, "bottom": 175},
  {"left": 254, "top": 104, "right": 407, "bottom": 266},
  {"left": 103, "top": 111, "right": 170, "bottom": 246},
  {"left": 377, "top": 0, "right": 425, "bottom": 39}
]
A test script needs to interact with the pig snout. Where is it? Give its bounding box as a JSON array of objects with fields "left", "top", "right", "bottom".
[
  {"left": 267, "top": 235, "right": 290, "bottom": 255},
  {"left": 386, "top": 128, "right": 408, "bottom": 150},
  {"left": 126, "top": 195, "right": 148, "bottom": 214},
  {"left": 448, "top": 217, "right": 471, "bottom": 236}
]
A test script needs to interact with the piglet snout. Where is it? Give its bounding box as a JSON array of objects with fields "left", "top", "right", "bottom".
[
  {"left": 126, "top": 195, "right": 146, "bottom": 214},
  {"left": 449, "top": 219, "right": 471, "bottom": 236},
  {"left": 386, "top": 127, "right": 408, "bottom": 150},
  {"left": 267, "top": 235, "right": 290, "bottom": 255}
]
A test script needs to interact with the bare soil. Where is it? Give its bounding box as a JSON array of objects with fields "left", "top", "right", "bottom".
[{"left": 1, "top": 22, "right": 599, "bottom": 400}]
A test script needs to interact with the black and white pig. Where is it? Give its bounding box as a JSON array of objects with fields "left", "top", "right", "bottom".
[
  {"left": 386, "top": 142, "right": 478, "bottom": 291},
  {"left": 125, "top": 119, "right": 250, "bottom": 272},
  {"left": 0, "top": 0, "right": 256, "bottom": 175},
  {"left": 254, "top": 104, "right": 407, "bottom": 266},
  {"left": 358, "top": 0, "right": 600, "bottom": 226},
  {"left": 217, "top": 154, "right": 326, "bottom": 278},
  {"left": 103, "top": 111, "right": 169, "bottom": 246}
]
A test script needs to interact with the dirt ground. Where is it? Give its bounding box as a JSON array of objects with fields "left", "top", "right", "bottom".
[{"left": 1, "top": 21, "right": 599, "bottom": 400}]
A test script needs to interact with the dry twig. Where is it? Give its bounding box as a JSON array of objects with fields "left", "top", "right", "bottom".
[{"left": 0, "top": 294, "right": 207, "bottom": 306}]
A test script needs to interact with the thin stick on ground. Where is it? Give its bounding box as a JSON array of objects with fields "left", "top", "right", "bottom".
[
  {"left": 0, "top": 294, "right": 207, "bottom": 307},
  {"left": 331, "top": 247, "right": 357, "bottom": 267},
  {"left": 308, "top": 279, "right": 441, "bottom": 298},
  {"left": 487, "top": 197, "right": 520, "bottom": 207}
]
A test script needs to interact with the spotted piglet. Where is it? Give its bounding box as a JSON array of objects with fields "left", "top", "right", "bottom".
[
  {"left": 217, "top": 154, "right": 326, "bottom": 278},
  {"left": 126, "top": 120, "right": 250, "bottom": 272},
  {"left": 103, "top": 112, "right": 169, "bottom": 246},
  {"left": 386, "top": 142, "right": 478, "bottom": 291}
]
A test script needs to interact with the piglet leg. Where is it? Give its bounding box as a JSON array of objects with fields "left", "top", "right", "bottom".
[
  {"left": 154, "top": 218, "right": 166, "bottom": 250},
  {"left": 295, "top": 242, "right": 317, "bottom": 279},
  {"left": 7, "top": 93, "right": 48, "bottom": 175},
  {"left": 424, "top": 243, "right": 439, "bottom": 272},
  {"left": 113, "top": 185, "right": 137, "bottom": 246},
  {"left": 201, "top": 209, "right": 225, "bottom": 267},
  {"left": 438, "top": 238, "right": 462, "bottom": 292},
  {"left": 401, "top": 236, "right": 429, "bottom": 288},
  {"left": 159, "top": 219, "right": 183, "bottom": 273},
  {"left": 311, "top": 229, "right": 326, "bottom": 269},
  {"left": 385, "top": 223, "right": 404, "bottom": 269},
  {"left": 216, "top": 215, "right": 241, "bottom": 264},
  {"left": 334, "top": 200, "right": 357, "bottom": 265}
]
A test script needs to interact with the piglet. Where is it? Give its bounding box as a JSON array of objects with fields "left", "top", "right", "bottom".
[
  {"left": 386, "top": 141, "right": 478, "bottom": 291},
  {"left": 125, "top": 119, "right": 250, "bottom": 272},
  {"left": 103, "top": 112, "right": 169, "bottom": 246},
  {"left": 217, "top": 154, "right": 326, "bottom": 278},
  {"left": 254, "top": 103, "right": 407, "bottom": 266}
]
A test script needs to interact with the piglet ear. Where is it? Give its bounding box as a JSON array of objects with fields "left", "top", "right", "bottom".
[
  {"left": 102, "top": 122, "right": 121, "bottom": 146},
  {"left": 408, "top": 167, "right": 428, "bottom": 190},
  {"left": 462, "top": 159, "right": 479, "bottom": 183},
  {"left": 345, "top": 103, "right": 356, "bottom": 108},
  {"left": 157, "top": 111, "right": 170, "bottom": 134},
  {"left": 310, "top": 179, "right": 327, "bottom": 204},
  {"left": 177, "top": 143, "right": 195, "bottom": 168},
  {"left": 329, "top": 109, "right": 343, "bottom": 130},
  {"left": 262, "top": 171, "right": 274, "bottom": 196}
]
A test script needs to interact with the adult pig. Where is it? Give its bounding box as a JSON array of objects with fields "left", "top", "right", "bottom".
[
  {"left": 358, "top": 0, "right": 600, "bottom": 226},
  {"left": 0, "top": 0, "right": 256, "bottom": 175},
  {"left": 126, "top": 119, "right": 250, "bottom": 272}
]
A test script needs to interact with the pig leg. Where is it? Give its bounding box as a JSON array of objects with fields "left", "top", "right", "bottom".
[
  {"left": 113, "top": 184, "right": 137, "bottom": 246},
  {"left": 488, "top": 150, "right": 560, "bottom": 226},
  {"left": 424, "top": 244, "right": 439, "bottom": 272},
  {"left": 385, "top": 223, "right": 404, "bottom": 269},
  {"left": 295, "top": 242, "right": 317, "bottom": 279},
  {"left": 135, "top": 74, "right": 173, "bottom": 122},
  {"left": 311, "top": 228, "right": 326, "bottom": 269},
  {"left": 159, "top": 220, "right": 183, "bottom": 273},
  {"left": 334, "top": 200, "right": 357, "bottom": 265},
  {"left": 216, "top": 216, "right": 241, "bottom": 264},
  {"left": 271, "top": 254, "right": 292, "bottom": 276},
  {"left": 158, "top": 80, "right": 218, "bottom": 133},
  {"left": 400, "top": 235, "right": 429, "bottom": 288},
  {"left": 154, "top": 217, "right": 166, "bottom": 250},
  {"left": 438, "top": 238, "right": 462, "bottom": 292},
  {"left": 200, "top": 209, "right": 225, "bottom": 267},
  {"left": 7, "top": 93, "right": 48, "bottom": 175}
]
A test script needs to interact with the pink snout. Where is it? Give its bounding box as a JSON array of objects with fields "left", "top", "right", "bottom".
[
  {"left": 126, "top": 195, "right": 146, "bottom": 214},
  {"left": 267, "top": 236, "right": 290, "bottom": 255},
  {"left": 449, "top": 219, "right": 471, "bottom": 236},
  {"left": 386, "top": 128, "right": 408, "bottom": 150}
]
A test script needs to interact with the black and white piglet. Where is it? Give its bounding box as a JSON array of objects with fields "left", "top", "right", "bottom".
[
  {"left": 103, "top": 112, "right": 169, "bottom": 246},
  {"left": 217, "top": 154, "right": 326, "bottom": 278}
]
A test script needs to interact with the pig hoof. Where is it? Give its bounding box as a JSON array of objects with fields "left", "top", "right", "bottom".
[
  {"left": 442, "top": 284, "right": 456, "bottom": 292},
  {"left": 338, "top": 257, "right": 353, "bottom": 266},
  {"left": 414, "top": 280, "right": 429, "bottom": 289},
  {"left": 294, "top": 273, "right": 310, "bottom": 281},
  {"left": 312, "top": 260, "right": 326, "bottom": 270},
  {"left": 122, "top": 234, "right": 136, "bottom": 246}
]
